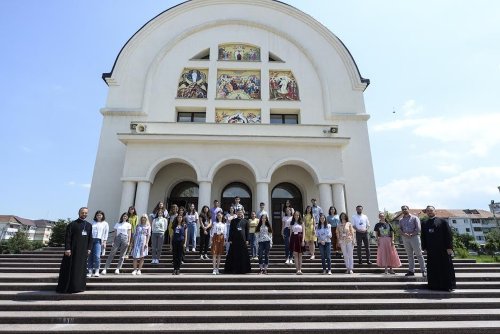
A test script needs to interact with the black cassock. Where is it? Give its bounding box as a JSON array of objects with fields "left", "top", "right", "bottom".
[
  {"left": 224, "top": 218, "right": 251, "bottom": 274},
  {"left": 56, "top": 218, "right": 93, "bottom": 293},
  {"left": 421, "top": 217, "right": 456, "bottom": 291}
]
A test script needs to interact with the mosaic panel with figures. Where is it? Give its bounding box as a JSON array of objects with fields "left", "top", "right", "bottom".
[
  {"left": 215, "top": 109, "right": 261, "bottom": 124},
  {"left": 176, "top": 68, "right": 208, "bottom": 99},
  {"left": 218, "top": 43, "right": 260, "bottom": 61},
  {"left": 216, "top": 70, "right": 261, "bottom": 100},
  {"left": 269, "top": 70, "right": 299, "bottom": 101}
]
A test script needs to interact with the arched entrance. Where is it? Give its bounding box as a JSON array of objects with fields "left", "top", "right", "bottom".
[
  {"left": 221, "top": 182, "right": 252, "bottom": 218},
  {"left": 168, "top": 181, "right": 199, "bottom": 210},
  {"left": 271, "top": 182, "right": 303, "bottom": 243}
]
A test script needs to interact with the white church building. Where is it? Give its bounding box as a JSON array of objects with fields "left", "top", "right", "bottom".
[{"left": 88, "top": 0, "right": 379, "bottom": 237}]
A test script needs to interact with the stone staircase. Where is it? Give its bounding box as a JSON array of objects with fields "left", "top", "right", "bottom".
[{"left": 0, "top": 244, "right": 499, "bottom": 333}]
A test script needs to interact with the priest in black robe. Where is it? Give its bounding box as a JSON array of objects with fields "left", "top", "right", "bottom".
[
  {"left": 224, "top": 209, "right": 251, "bottom": 274},
  {"left": 56, "top": 207, "right": 93, "bottom": 293},
  {"left": 421, "top": 205, "right": 456, "bottom": 292}
]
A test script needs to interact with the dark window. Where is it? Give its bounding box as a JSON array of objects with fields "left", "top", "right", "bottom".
[
  {"left": 473, "top": 227, "right": 482, "bottom": 232},
  {"left": 270, "top": 114, "right": 298, "bottom": 124},
  {"left": 452, "top": 219, "right": 457, "bottom": 224},
  {"left": 471, "top": 219, "right": 480, "bottom": 224},
  {"left": 177, "top": 112, "right": 206, "bottom": 123},
  {"left": 465, "top": 228, "right": 471, "bottom": 232}
]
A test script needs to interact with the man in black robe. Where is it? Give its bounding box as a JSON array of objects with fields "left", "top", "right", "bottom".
[
  {"left": 56, "top": 207, "right": 93, "bottom": 293},
  {"left": 224, "top": 209, "right": 251, "bottom": 274},
  {"left": 421, "top": 205, "right": 456, "bottom": 292}
]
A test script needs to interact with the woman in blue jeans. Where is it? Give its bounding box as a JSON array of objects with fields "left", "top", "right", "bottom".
[
  {"left": 87, "top": 210, "right": 109, "bottom": 277},
  {"left": 185, "top": 203, "right": 199, "bottom": 252},
  {"left": 316, "top": 214, "right": 332, "bottom": 275},
  {"left": 256, "top": 213, "right": 273, "bottom": 274}
]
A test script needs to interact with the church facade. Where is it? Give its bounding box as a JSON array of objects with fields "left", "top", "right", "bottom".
[{"left": 88, "top": 0, "right": 379, "bottom": 233}]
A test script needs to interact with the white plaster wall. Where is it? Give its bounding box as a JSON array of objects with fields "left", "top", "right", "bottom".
[{"left": 89, "top": 0, "right": 378, "bottom": 225}]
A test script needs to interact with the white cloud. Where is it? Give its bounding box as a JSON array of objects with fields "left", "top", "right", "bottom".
[
  {"left": 377, "top": 167, "right": 500, "bottom": 212},
  {"left": 401, "top": 99, "right": 423, "bottom": 117},
  {"left": 67, "top": 181, "right": 91, "bottom": 189},
  {"left": 373, "top": 118, "right": 426, "bottom": 131},
  {"left": 436, "top": 163, "right": 461, "bottom": 174}
]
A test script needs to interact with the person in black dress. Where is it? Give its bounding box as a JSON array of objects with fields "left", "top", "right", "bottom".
[
  {"left": 421, "top": 205, "right": 456, "bottom": 292},
  {"left": 56, "top": 207, "right": 93, "bottom": 293},
  {"left": 224, "top": 209, "right": 251, "bottom": 274}
]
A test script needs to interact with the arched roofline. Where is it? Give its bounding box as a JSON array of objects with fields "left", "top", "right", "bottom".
[{"left": 102, "top": 0, "right": 369, "bottom": 90}]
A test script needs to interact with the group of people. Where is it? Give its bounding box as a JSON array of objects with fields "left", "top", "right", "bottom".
[{"left": 56, "top": 200, "right": 456, "bottom": 294}]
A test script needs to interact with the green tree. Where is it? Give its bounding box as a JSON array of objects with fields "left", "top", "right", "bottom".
[
  {"left": 48, "top": 219, "right": 69, "bottom": 247},
  {"left": 6, "top": 230, "right": 31, "bottom": 254},
  {"left": 485, "top": 228, "right": 500, "bottom": 255},
  {"left": 457, "top": 233, "right": 476, "bottom": 250}
]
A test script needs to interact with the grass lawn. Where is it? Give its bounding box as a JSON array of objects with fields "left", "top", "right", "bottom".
[{"left": 465, "top": 255, "right": 500, "bottom": 263}]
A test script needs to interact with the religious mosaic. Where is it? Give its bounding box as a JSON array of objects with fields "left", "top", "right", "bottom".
[
  {"left": 176, "top": 68, "right": 208, "bottom": 99},
  {"left": 218, "top": 43, "right": 260, "bottom": 61},
  {"left": 215, "top": 109, "right": 261, "bottom": 124},
  {"left": 269, "top": 70, "right": 300, "bottom": 101},
  {"left": 216, "top": 70, "right": 261, "bottom": 100}
]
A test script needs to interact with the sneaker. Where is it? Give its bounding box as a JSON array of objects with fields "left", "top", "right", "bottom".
[
  {"left": 86, "top": 270, "right": 92, "bottom": 278},
  {"left": 327, "top": 270, "right": 332, "bottom": 275},
  {"left": 124, "top": 255, "right": 129, "bottom": 259},
  {"left": 181, "top": 261, "right": 185, "bottom": 264},
  {"left": 264, "top": 269, "right": 268, "bottom": 275},
  {"left": 349, "top": 270, "right": 354, "bottom": 274},
  {"left": 389, "top": 269, "right": 396, "bottom": 275},
  {"left": 289, "top": 258, "right": 294, "bottom": 264},
  {"left": 191, "top": 248, "right": 196, "bottom": 252},
  {"left": 114, "top": 269, "right": 120, "bottom": 275},
  {"left": 296, "top": 271, "right": 303, "bottom": 275},
  {"left": 200, "top": 255, "right": 204, "bottom": 260},
  {"left": 93, "top": 270, "right": 100, "bottom": 277},
  {"left": 345, "top": 270, "right": 350, "bottom": 274},
  {"left": 151, "top": 259, "right": 155, "bottom": 264},
  {"left": 322, "top": 270, "right": 326, "bottom": 275},
  {"left": 285, "top": 259, "right": 290, "bottom": 265},
  {"left": 213, "top": 269, "right": 217, "bottom": 275},
  {"left": 137, "top": 270, "right": 141, "bottom": 275},
  {"left": 216, "top": 269, "right": 220, "bottom": 275},
  {"left": 384, "top": 268, "right": 389, "bottom": 275},
  {"left": 367, "top": 261, "right": 373, "bottom": 265},
  {"left": 100, "top": 269, "right": 107, "bottom": 275},
  {"left": 258, "top": 269, "right": 263, "bottom": 275},
  {"left": 310, "top": 255, "right": 315, "bottom": 260},
  {"left": 131, "top": 270, "right": 137, "bottom": 276},
  {"left": 405, "top": 271, "right": 415, "bottom": 277},
  {"left": 422, "top": 271, "right": 427, "bottom": 277}
]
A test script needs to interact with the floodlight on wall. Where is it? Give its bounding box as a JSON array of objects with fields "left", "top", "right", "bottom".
[
  {"left": 323, "top": 125, "right": 339, "bottom": 134},
  {"left": 135, "top": 124, "right": 147, "bottom": 133}
]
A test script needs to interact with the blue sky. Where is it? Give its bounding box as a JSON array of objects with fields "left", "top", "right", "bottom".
[{"left": 1, "top": 0, "right": 499, "bottom": 220}]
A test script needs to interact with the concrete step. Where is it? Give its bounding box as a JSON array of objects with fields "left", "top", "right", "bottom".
[
  {"left": 1, "top": 309, "right": 500, "bottom": 324},
  {"left": 2, "top": 321, "right": 500, "bottom": 333},
  {"left": 1, "top": 289, "right": 499, "bottom": 301}
]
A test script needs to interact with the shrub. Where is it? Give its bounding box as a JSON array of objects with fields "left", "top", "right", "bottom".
[
  {"left": 30, "top": 240, "right": 45, "bottom": 251},
  {"left": 6, "top": 230, "right": 31, "bottom": 254},
  {"left": 48, "top": 219, "right": 69, "bottom": 247}
]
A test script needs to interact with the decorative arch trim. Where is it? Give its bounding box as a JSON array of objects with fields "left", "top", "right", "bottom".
[
  {"left": 145, "top": 156, "right": 201, "bottom": 183},
  {"left": 207, "top": 157, "right": 259, "bottom": 181},
  {"left": 266, "top": 158, "right": 320, "bottom": 184}
]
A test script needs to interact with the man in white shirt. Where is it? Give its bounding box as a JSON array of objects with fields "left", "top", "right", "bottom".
[
  {"left": 210, "top": 200, "right": 223, "bottom": 223},
  {"left": 257, "top": 202, "right": 268, "bottom": 220},
  {"left": 231, "top": 196, "right": 245, "bottom": 215},
  {"left": 351, "top": 205, "right": 372, "bottom": 265},
  {"left": 311, "top": 199, "right": 323, "bottom": 225}
]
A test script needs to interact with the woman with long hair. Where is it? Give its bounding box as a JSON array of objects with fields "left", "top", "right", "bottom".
[
  {"left": 102, "top": 212, "right": 131, "bottom": 275},
  {"left": 151, "top": 209, "right": 167, "bottom": 264},
  {"left": 167, "top": 204, "right": 179, "bottom": 251},
  {"left": 211, "top": 211, "right": 226, "bottom": 275},
  {"left": 375, "top": 212, "right": 401, "bottom": 274},
  {"left": 87, "top": 210, "right": 109, "bottom": 277},
  {"left": 248, "top": 211, "right": 259, "bottom": 260},
  {"left": 131, "top": 214, "right": 151, "bottom": 275},
  {"left": 199, "top": 205, "right": 212, "bottom": 260},
  {"left": 172, "top": 214, "right": 187, "bottom": 275},
  {"left": 256, "top": 213, "right": 273, "bottom": 274},
  {"left": 337, "top": 212, "right": 356, "bottom": 274},
  {"left": 124, "top": 206, "right": 138, "bottom": 259},
  {"left": 185, "top": 203, "right": 199, "bottom": 252},
  {"left": 316, "top": 214, "right": 332, "bottom": 275},
  {"left": 281, "top": 207, "right": 293, "bottom": 265},
  {"left": 327, "top": 206, "right": 341, "bottom": 256},
  {"left": 289, "top": 211, "right": 305, "bottom": 275},
  {"left": 303, "top": 205, "right": 317, "bottom": 260}
]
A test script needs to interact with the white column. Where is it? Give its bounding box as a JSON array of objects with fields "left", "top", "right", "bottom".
[
  {"left": 319, "top": 183, "right": 333, "bottom": 213},
  {"left": 135, "top": 181, "right": 151, "bottom": 216},
  {"left": 198, "top": 181, "right": 212, "bottom": 211},
  {"left": 119, "top": 181, "right": 136, "bottom": 214},
  {"left": 256, "top": 182, "right": 269, "bottom": 212},
  {"left": 333, "top": 183, "right": 346, "bottom": 214}
]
